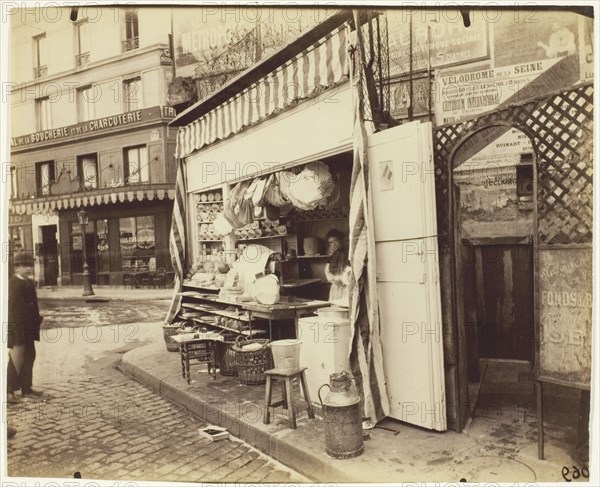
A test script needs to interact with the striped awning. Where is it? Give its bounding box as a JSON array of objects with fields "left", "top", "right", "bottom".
[
  {"left": 10, "top": 186, "right": 176, "bottom": 216},
  {"left": 175, "top": 24, "right": 349, "bottom": 159}
]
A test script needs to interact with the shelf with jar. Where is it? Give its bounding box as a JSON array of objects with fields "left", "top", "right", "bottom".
[
  {"left": 196, "top": 188, "right": 225, "bottom": 242},
  {"left": 193, "top": 186, "right": 236, "bottom": 266}
]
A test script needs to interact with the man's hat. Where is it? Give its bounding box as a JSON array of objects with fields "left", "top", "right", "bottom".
[{"left": 14, "top": 251, "right": 35, "bottom": 267}]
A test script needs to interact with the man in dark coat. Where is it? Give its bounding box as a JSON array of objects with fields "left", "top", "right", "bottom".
[{"left": 7, "top": 251, "right": 43, "bottom": 403}]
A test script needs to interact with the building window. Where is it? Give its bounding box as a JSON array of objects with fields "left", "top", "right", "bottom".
[
  {"left": 119, "top": 215, "right": 156, "bottom": 271},
  {"left": 77, "top": 85, "right": 96, "bottom": 121},
  {"left": 124, "top": 145, "right": 149, "bottom": 184},
  {"left": 77, "top": 154, "right": 98, "bottom": 190},
  {"left": 75, "top": 20, "right": 90, "bottom": 66},
  {"left": 10, "top": 165, "right": 18, "bottom": 199},
  {"left": 33, "top": 34, "right": 47, "bottom": 78},
  {"left": 35, "top": 160, "right": 55, "bottom": 196},
  {"left": 122, "top": 9, "right": 139, "bottom": 51},
  {"left": 123, "top": 77, "right": 142, "bottom": 112},
  {"left": 36, "top": 97, "right": 52, "bottom": 131},
  {"left": 517, "top": 153, "right": 534, "bottom": 199}
]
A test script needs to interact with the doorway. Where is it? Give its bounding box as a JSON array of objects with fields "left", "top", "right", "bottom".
[
  {"left": 41, "top": 225, "right": 58, "bottom": 286},
  {"left": 451, "top": 126, "right": 536, "bottom": 421},
  {"left": 472, "top": 243, "right": 534, "bottom": 363},
  {"left": 84, "top": 230, "right": 98, "bottom": 285}
]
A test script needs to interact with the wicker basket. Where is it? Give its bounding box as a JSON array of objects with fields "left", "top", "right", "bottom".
[
  {"left": 215, "top": 339, "right": 238, "bottom": 377},
  {"left": 163, "top": 324, "right": 182, "bottom": 352},
  {"left": 232, "top": 337, "right": 272, "bottom": 385}
]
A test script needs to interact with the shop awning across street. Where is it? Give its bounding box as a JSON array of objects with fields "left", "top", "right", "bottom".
[{"left": 10, "top": 184, "right": 176, "bottom": 215}]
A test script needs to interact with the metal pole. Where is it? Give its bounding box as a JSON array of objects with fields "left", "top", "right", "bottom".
[
  {"left": 427, "top": 24, "right": 432, "bottom": 121},
  {"left": 408, "top": 14, "right": 413, "bottom": 121},
  {"left": 170, "top": 8, "right": 176, "bottom": 79},
  {"left": 81, "top": 223, "right": 94, "bottom": 296}
]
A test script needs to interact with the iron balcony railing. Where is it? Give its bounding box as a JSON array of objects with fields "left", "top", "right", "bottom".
[
  {"left": 34, "top": 65, "right": 47, "bottom": 78},
  {"left": 75, "top": 52, "right": 90, "bottom": 67},
  {"left": 122, "top": 36, "right": 139, "bottom": 52}
]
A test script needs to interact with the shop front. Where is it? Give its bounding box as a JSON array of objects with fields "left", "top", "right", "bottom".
[
  {"left": 58, "top": 200, "right": 172, "bottom": 286},
  {"left": 7, "top": 213, "right": 33, "bottom": 276},
  {"left": 169, "top": 13, "right": 448, "bottom": 431},
  {"left": 10, "top": 105, "right": 178, "bottom": 287}
]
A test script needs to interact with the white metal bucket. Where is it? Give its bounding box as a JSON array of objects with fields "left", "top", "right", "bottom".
[{"left": 271, "top": 339, "right": 302, "bottom": 372}]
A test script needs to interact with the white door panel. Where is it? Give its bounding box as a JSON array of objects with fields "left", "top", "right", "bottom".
[
  {"left": 368, "top": 121, "right": 446, "bottom": 431},
  {"left": 369, "top": 122, "right": 436, "bottom": 242},
  {"left": 379, "top": 280, "right": 445, "bottom": 429}
]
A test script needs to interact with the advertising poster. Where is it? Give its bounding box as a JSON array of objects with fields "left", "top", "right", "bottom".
[
  {"left": 387, "top": 9, "right": 489, "bottom": 76},
  {"left": 390, "top": 77, "right": 430, "bottom": 119},
  {"left": 492, "top": 10, "right": 579, "bottom": 68},
  {"left": 539, "top": 248, "right": 593, "bottom": 388},
  {"left": 434, "top": 57, "right": 562, "bottom": 125},
  {"left": 578, "top": 15, "right": 594, "bottom": 82},
  {"left": 171, "top": 7, "right": 322, "bottom": 77}
]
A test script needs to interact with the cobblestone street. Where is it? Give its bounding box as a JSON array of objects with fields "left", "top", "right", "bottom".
[
  {"left": 6, "top": 375, "right": 308, "bottom": 483},
  {"left": 38, "top": 297, "right": 171, "bottom": 329},
  {"left": 8, "top": 370, "right": 306, "bottom": 482}
]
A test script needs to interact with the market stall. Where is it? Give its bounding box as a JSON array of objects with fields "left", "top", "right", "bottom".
[
  {"left": 166, "top": 11, "right": 447, "bottom": 431},
  {"left": 164, "top": 12, "right": 358, "bottom": 397}
]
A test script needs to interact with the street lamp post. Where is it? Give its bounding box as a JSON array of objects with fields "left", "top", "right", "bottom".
[{"left": 77, "top": 209, "right": 95, "bottom": 296}]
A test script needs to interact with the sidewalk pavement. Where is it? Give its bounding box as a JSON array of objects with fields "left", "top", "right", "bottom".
[
  {"left": 37, "top": 285, "right": 174, "bottom": 301},
  {"left": 120, "top": 328, "right": 579, "bottom": 483}
]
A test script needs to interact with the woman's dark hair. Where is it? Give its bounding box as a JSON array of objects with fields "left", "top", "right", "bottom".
[{"left": 325, "top": 229, "right": 345, "bottom": 243}]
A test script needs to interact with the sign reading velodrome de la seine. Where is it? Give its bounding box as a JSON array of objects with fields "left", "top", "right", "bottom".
[{"left": 11, "top": 106, "right": 176, "bottom": 149}]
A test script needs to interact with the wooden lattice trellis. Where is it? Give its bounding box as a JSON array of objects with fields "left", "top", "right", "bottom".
[{"left": 433, "top": 83, "right": 594, "bottom": 246}]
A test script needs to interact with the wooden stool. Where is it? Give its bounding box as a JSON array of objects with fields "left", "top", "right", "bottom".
[
  {"left": 179, "top": 339, "right": 217, "bottom": 383},
  {"left": 263, "top": 366, "right": 315, "bottom": 429}
]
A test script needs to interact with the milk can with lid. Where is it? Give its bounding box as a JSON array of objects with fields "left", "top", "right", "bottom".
[{"left": 318, "top": 371, "right": 364, "bottom": 459}]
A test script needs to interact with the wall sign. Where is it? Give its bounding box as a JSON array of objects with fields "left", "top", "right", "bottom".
[
  {"left": 387, "top": 11, "right": 489, "bottom": 76},
  {"left": 538, "top": 247, "right": 592, "bottom": 389},
  {"left": 11, "top": 106, "right": 175, "bottom": 149},
  {"left": 492, "top": 11, "right": 578, "bottom": 68}
]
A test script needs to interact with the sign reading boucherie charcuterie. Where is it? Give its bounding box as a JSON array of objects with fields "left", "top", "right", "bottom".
[{"left": 10, "top": 106, "right": 176, "bottom": 149}]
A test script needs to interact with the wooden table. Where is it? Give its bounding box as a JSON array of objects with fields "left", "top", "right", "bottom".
[
  {"left": 242, "top": 298, "right": 330, "bottom": 340},
  {"left": 178, "top": 284, "right": 330, "bottom": 340}
]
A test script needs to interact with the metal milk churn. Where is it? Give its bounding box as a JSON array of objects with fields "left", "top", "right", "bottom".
[{"left": 318, "top": 371, "right": 364, "bottom": 459}]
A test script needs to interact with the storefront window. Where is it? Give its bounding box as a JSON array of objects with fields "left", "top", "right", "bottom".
[
  {"left": 71, "top": 222, "right": 84, "bottom": 273},
  {"left": 9, "top": 226, "right": 24, "bottom": 252},
  {"left": 96, "top": 219, "right": 110, "bottom": 273},
  {"left": 119, "top": 215, "right": 155, "bottom": 271}
]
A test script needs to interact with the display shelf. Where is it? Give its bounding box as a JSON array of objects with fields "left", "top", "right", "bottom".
[
  {"left": 197, "top": 220, "right": 216, "bottom": 224},
  {"left": 296, "top": 254, "right": 329, "bottom": 259},
  {"left": 190, "top": 317, "right": 257, "bottom": 336},
  {"left": 295, "top": 217, "right": 347, "bottom": 222},
  {"left": 198, "top": 239, "right": 223, "bottom": 243},
  {"left": 235, "top": 234, "right": 287, "bottom": 241},
  {"left": 182, "top": 302, "right": 251, "bottom": 322},
  {"left": 180, "top": 286, "right": 220, "bottom": 294}
]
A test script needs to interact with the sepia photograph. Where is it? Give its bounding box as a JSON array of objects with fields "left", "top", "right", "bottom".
[{"left": 1, "top": 1, "right": 597, "bottom": 485}]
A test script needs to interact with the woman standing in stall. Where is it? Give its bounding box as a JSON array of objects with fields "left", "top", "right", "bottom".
[{"left": 324, "top": 229, "right": 351, "bottom": 303}]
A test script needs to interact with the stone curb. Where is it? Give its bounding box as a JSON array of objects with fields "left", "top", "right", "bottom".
[{"left": 119, "top": 352, "right": 355, "bottom": 482}]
